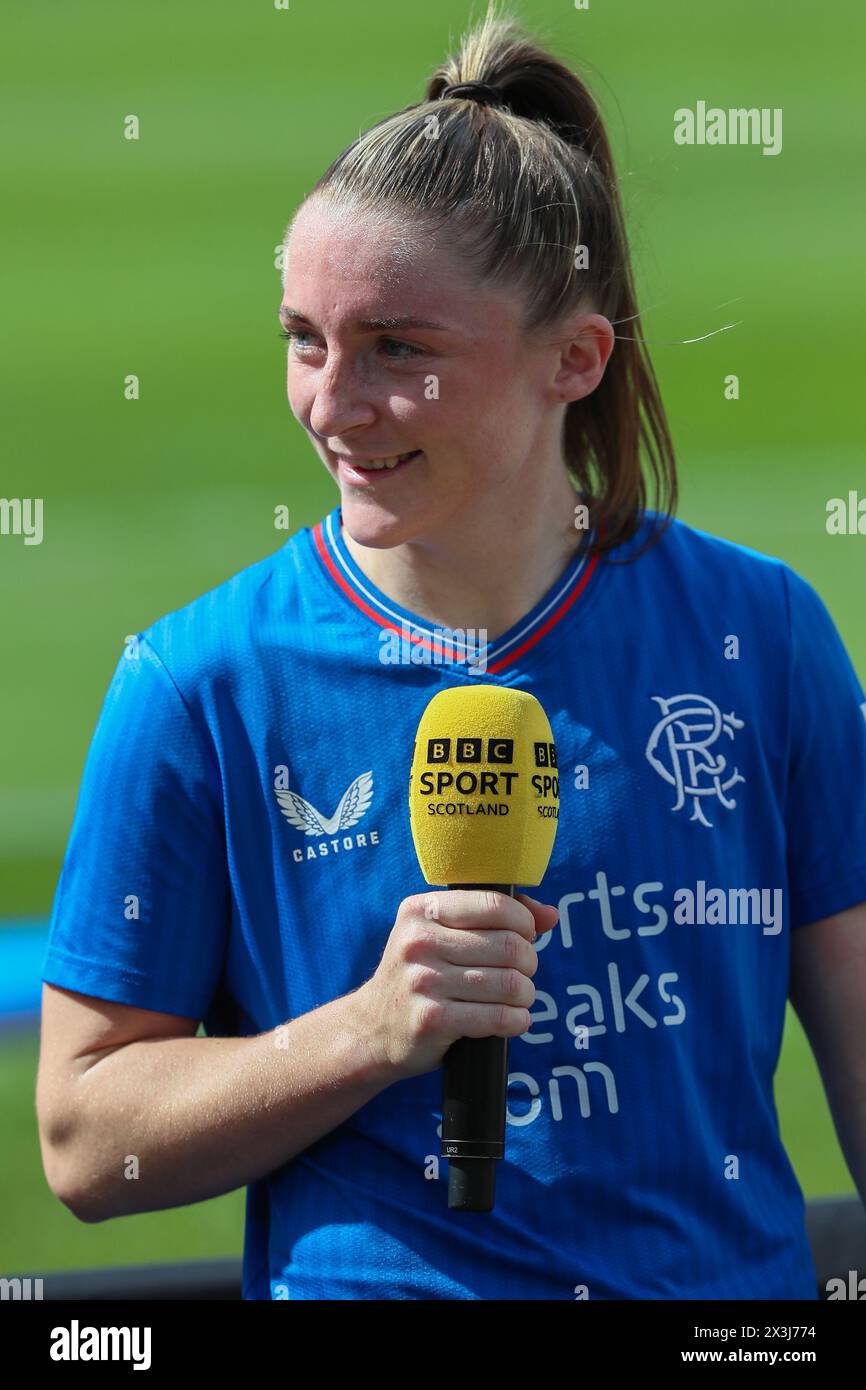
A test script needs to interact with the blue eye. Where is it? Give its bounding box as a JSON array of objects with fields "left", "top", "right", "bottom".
[
  {"left": 380, "top": 337, "right": 425, "bottom": 359},
  {"left": 278, "top": 328, "right": 312, "bottom": 347},
  {"left": 278, "top": 329, "right": 424, "bottom": 359}
]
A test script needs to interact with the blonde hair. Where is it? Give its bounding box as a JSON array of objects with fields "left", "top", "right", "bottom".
[{"left": 288, "top": 2, "right": 677, "bottom": 558}]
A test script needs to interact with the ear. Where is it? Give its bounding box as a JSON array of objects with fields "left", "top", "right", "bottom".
[{"left": 549, "top": 313, "right": 615, "bottom": 404}]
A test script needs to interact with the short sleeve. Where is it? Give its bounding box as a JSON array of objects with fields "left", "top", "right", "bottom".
[
  {"left": 41, "top": 634, "right": 230, "bottom": 1017},
  {"left": 784, "top": 566, "right": 866, "bottom": 929}
]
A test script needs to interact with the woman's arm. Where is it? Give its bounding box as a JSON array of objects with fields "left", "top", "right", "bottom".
[
  {"left": 788, "top": 900, "right": 866, "bottom": 1207},
  {"left": 36, "top": 982, "right": 393, "bottom": 1222},
  {"left": 37, "top": 887, "right": 549, "bottom": 1223}
]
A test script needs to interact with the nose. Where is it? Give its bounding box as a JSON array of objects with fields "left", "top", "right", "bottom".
[{"left": 307, "top": 350, "right": 377, "bottom": 441}]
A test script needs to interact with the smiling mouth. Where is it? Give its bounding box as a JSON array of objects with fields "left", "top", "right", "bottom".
[{"left": 337, "top": 450, "right": 422, "bottom": 472}]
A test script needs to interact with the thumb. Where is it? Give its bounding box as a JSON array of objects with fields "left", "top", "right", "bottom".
[{"left": 516, "top": 892, "right": 560, "bottom": 935}]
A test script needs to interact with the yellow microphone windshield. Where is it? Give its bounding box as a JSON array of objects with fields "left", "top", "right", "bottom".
[{"left": 409, "top": 684, "right": 559, "bottom": 886}]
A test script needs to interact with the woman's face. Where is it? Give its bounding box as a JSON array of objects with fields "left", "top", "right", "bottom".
[{"left": 281, "top": 198, "right": 588, "bottom": 550}]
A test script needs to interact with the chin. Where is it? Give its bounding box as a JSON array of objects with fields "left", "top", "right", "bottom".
[{"left": 339, "top": 493, "right": 429, "bottom": 550}]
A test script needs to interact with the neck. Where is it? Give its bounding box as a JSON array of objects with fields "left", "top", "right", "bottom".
[{"left": 341, "top": 467, "right": 585, "bottom": 642}]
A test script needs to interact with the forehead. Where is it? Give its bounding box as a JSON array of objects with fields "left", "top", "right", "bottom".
[{"left": 283, "top": 198, "right": 515, "bottom": 331}]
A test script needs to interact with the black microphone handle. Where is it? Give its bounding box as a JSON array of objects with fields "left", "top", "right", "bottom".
[{"left": 442, "top": 883, "right": 515, "bottom": 1212}]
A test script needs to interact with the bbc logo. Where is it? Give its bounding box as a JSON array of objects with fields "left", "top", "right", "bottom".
[
  {"left": 534, "top": 742, "right": 557, "bottom": 768},
  {"left": 426, "top": 738, "right": 514, "bottom": 764},
  {"left": 424, "top": 738, "right": 556, "bottom": 766}
]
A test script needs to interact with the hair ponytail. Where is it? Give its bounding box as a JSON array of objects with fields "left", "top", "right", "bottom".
[{"left": 299, "top": 2, "right": 677, "bottom": 558}]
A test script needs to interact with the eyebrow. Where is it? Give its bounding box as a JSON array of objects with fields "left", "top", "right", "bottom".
[{"left": 278, "top": 306, "right": 452, "bottom": 332}]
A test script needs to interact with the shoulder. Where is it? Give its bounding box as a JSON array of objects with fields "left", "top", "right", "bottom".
[
  {"left": 135, "top": 524, "right": 315, "bottom": 692},
  {"left": 614, "top": 510, "right": 808, "bottom": 624},
  {"left": 621, "top": 509, "right": 788, "bottom": 576}
]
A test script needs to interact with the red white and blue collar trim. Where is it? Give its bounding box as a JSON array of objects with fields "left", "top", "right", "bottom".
[{"left": 311, "top": 508, "right": 601, "bottom": 675}]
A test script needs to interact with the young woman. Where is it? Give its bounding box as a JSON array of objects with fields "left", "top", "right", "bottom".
[{"left": 37, "top": 7, "right": 866, "bottom": 1300}]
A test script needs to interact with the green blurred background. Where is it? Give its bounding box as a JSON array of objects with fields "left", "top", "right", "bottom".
[{"left": 1, "top": 0, "right": 863, "bottom": 1272}]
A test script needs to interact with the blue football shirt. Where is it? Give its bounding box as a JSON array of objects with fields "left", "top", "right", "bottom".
[{"left": 42, "top": 505, "right": 866, "bottom": 1299}]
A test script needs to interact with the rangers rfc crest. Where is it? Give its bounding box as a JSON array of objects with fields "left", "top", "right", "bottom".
[{"left": 645, "top": 694, "right": 744, "bottom": 828}]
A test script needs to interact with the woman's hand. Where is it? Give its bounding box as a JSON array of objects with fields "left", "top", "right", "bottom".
[{"left": 353, "top": 889, "right": 559, "bottom": 1082}]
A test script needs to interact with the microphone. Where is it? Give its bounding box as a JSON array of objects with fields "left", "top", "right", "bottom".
[{"left": 408, "top": 684, "right": 560, "bottom": 1212}]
